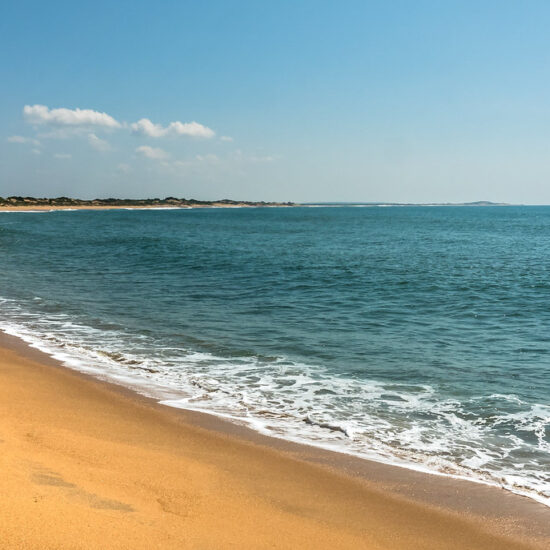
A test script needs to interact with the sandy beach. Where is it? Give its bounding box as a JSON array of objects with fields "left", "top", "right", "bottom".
[
  {"left": 0, "top": 204, "right": 274, "bottom": 211},
  {"left": 0, "top": 332, "right": 548, "bottom": 549}
]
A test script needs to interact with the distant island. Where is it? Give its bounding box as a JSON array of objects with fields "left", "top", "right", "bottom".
[{"left": 0, "top": 196, "right": 294, "bottom": 210}]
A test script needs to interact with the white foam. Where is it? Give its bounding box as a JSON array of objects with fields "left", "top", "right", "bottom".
[
  {"left": 0, "top": 210, "right": 48, "bottom": 213},
  {"left": 0, "top": 296, "right": 549, "bottom": 507}
]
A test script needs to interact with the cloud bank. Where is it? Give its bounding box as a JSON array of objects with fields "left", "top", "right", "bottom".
[
  {"left": 13, "top": 104, "right": 265, "bottom": 174},
  {"left": 24, "top": 105, "right": 120, "bottom": 128},
  {"left": 131, "top": 118, "right": 215, "bottom": 138},
  {"left": 21, "top": 105, "right": 216, "bottom": 146}
]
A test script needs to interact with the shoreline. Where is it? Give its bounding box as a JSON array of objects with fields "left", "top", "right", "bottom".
[
  {"left": 3, "top": 320, "right": 547, "bottom": 509},
  {"left": 0, "top": 203, "right": 519, "bottom": 212},
  {"left": 0, "top": 204, "right": 290, "bottom": 211},
  {"left": 0, "top": 330, "right": 549, "bottom": 548}
]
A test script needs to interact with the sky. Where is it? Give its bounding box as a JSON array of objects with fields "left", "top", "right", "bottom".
[{"left": 1, "top": 1, "right": 550, "bottom": 203}]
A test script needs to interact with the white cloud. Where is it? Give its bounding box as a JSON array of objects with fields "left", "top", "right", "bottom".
[
  {"left": 220, "top": 135, "right": 234, "bottom": 142},
  {"left": 131, "top": 118, "right": 215, "bottom": 138},
  {"left": 54, "top": 153, "right": 72, "bottom": 159},
  {"left": 7, "top": 135, "right": 40, "bottom": 145},
  {"left": 131, "top": 119, "right": 165, "bottom": 138},
  {"left": 24, "top": 104, "right": 120, "bottom": 128},
  {"left": 169, "top": 121, "right": 215, "bottom": 138},
  {"left": 88, "top": 133, "right": 111, "bottom": 151},
  {"left": 136, "top": 145, "right": 169, "bottom": 160},
  {"left": 32, "top": 148, "right": 42, "bottom": 155}
]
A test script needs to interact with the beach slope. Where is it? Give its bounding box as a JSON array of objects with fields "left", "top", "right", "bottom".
[{"left": 0, "top": 339, "right": 543, "bottom": 549}]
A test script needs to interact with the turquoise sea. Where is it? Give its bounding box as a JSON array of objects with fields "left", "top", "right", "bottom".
[{"left": 0, "top": 206, "right": 549, "bottom": 504}]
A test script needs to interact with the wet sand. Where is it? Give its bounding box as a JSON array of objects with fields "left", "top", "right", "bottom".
[{"left": 0, "top": 332, "right": 548, "bottom": 549}]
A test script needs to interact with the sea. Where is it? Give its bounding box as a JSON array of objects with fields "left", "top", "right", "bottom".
[{"left": 0, "top": 205, "right": 548, "bottom": 505}]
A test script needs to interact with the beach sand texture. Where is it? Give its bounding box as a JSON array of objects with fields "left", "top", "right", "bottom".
[{"left": 0, "top": 336, "right": 547, "bottom": 549}]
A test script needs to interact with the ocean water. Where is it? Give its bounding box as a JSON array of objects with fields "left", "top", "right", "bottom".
[{"left": 0, "top": 206, "right": 549, "bottom": 504}]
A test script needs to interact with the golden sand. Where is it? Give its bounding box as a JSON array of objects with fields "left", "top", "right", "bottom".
[{"left": 0, "top": 338, "right": 546, "bottom": 549}]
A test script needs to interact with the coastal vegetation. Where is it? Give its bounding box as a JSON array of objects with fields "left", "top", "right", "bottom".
[{"left": 0, "top": 196, "right": 294, "bottom": 208}]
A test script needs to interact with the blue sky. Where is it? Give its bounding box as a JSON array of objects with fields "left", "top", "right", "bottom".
[{"left": 1, "top": 1, "right": 549, "bottom": 202}]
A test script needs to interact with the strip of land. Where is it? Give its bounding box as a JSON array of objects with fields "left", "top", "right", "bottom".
[
  {"left": 0, "top": 332, "right": 548, "bottom": 549},
  {"left": 0, "top": 196, "right": 293, "bottom": 210},
  {"left": 0, "top": 197, "right": 513, "bottom": 211}
]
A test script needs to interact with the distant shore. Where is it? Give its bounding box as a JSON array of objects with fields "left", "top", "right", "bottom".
[
  {"left": 0, "top": 196, "right": 294, "bottom": 211},
  {"left": 0, "top": 197, "right": 514, "bottom": 212},
  {"left": 0, "top": 203, "right": 289, "bottom": 211},
  {"left": 0, "top": 330, "right": 548, "bottom": 549}
]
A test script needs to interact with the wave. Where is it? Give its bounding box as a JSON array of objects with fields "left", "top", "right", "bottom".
[
  {"left": 0, "top": 210, "right": 49, "bottom": 213},
  {"left": 0, "top": 296, "right": 548, "bottom": 507}
]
